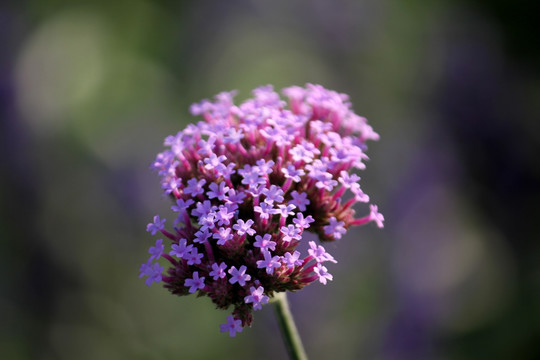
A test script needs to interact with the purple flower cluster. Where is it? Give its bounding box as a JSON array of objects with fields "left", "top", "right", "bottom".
[{"left": 140, "top": 84, "right": 383, "bottom": 336}]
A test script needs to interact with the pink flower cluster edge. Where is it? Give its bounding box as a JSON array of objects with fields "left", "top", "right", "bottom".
[{"left": 140, "top": 84, "right": 384, "bottom": 337}]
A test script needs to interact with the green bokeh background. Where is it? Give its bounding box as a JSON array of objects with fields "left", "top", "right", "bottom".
[{"left": 1, "top": 1, "right": 539, "bottom": 359}]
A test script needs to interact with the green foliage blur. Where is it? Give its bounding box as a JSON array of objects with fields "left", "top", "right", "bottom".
[{"left": 1, "top": 0, "right": 538, "bottom": 359}]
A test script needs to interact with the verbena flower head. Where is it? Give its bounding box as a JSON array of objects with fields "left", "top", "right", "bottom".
[{"left": 140, "top": 84, "right": 383, "bottom": 337}]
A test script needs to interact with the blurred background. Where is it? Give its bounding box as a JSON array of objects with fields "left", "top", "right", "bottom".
[{"left": 1, "top": 0, "right": 539, "bottom": 359}]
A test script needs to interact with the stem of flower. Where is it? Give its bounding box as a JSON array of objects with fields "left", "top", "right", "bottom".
[{"left": 272, "top": 292, "right": 308, "bottom": 360}]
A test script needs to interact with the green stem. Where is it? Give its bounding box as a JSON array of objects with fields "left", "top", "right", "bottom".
[{"left": 272, "top": 292, "right": 308, "bottom": 360}]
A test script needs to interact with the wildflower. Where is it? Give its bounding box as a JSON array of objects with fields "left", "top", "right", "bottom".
[
  {"left": 139, "top": 261, "right": 163, "bottom": 287},
  {"left": 215, "top": 205, "right": 235, "bottom": 226},
  {"left": 293, "top": 213, "right": 315, "bottom": 230},
  {"left": 314, "top": 264, "right": 333, "bottom": 285},
  {"left": 280, "top": 225, "right": 302, "bottom": 243},
  {"left": 308, "top": 241, "right": 337, "bottom": 264},
  {"left": 369, "top": 205, "right": 385, "bottom": 228},
  {"left": 185, "top": 271, "right": 206, "bottom": 293},
  {"left": 213, "top": 227, "right": 234, "bottom": 245},
  {"left": 185, "top": 247, "right": 204, "bottom": 265},
  {"left": 282, "top": 251, "right": 303, "bottom": 267},
  {"left": 282, "top": 165, "right": 305, "bottom": 183},
  {"left": 148, "top": 239, "right": 164, "bottom": 260},
  {"left": 233, "top": 219, "right": 256, "bottom": 236},
  {"left": 220, "top": 315, "right": 243, "bottom": 337},
  {"left": 184, "top": 178, "right": 206, "bottom": 197},
  {"left": 323, "top": 217, "right": 347, "bottom": 240},
  {"left": 146, "top": 215, "right": 165, "bottom": 235},
  {"left": 228, "top": 265, "right": 251, "bottom": 286},
  {"left": 262, "top": 185, "right": 285, "bottom": 204},
  {"left": 254, "top": 202, "right": 275, "bottom": 220},
  {"left": 141, "top": 84, "right": 383, "bottom": 336},
  {"left": 208, "top": 182, "right": 230, "bottom": 201},
  {"left": 209, "top": 262, "right": 228, "bottom": 280},
  {"left": 169, "top": 238, "right": 192, "bottom": 258},
  {"left": 290, "top": 191, "right": 310, "bottom": 212},
  {"left": 253, "top": 234, "right": 277, "bottom": 251},
  {"left": 193, "top": 228, "right": 212, "bottom": 243},
  {"left": 256, "top": 249, "right": 282, "bottom": 275},
  {"left": 244, "top": 286, "right": 269, "bottom": 311},
  {"left": 274, "top": 204, "right": 296, "bottom": 218},
  {"left": 171, "top": 198, "right": 194, "bottom": 213}
]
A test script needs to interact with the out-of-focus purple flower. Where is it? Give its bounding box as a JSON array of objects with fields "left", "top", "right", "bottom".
[
  {"left": 185, "top": 247, "right": 204, "bottom": 265},
  {"left": 293, "top": 213, "right": 315, "bottom": 230},
  {"left": 256, "top": 249, "right": 282, "bottom": 275},
  {"left": 193, "top": 228, "right": 212, "bottom": 244},
  {"left": 213, "top": 227, "right": 234, "bottom": 245},
  {"left": 253, "top": 234, "right": 277, "bottom": 251},
  {"left": 171, "top": 198, "right": 194, "bottom": 213},
  {"left": 274, "top": 204, "right": 296, "bottom": 219},
  {"left": 148, "top": 239, "right": 164, "bottom": 260},
  {"left": 228, "top": 265, "right": 251, "bottom": 286},
  {"left": 169, "top": 238, "right": 192, "bottom": 258},
  {"left": 262, "top": 185, "right": 285, "bottom": 204},
  {"left": 185, "top": 271, "right": 205, "bottom": 293},
  {"left": 139, "top": 261, "right": 163, "bottom": 287},
  {"left": 369, "top": 205, "right": 385, "bottom": 228},
  {"left": 220, "top": 315, "right": 243, "bottom": 337},
  {"left": 282, "top": 251, "right": 303, "bottom": 267},
  {"left": 254, "top": 202, "right": 275, "bottom": 220},
  {"left": 184, "top": 178, "right": 206, "bottom": 197},
  {"left": 282, "top": 164, "right": 305, "bottom": 183},
  {"left": 140, "top": 84, "right": 383, "bottom": 336},
  {"left": 215, "top": 205, "right": 235, "bottom": 226},
  {"left": 308, "top": 241, "right": 337, "bottom": 264},
  {"left": 146, "top": 215, "right": 165, "bottom": 235},
  {"left": 233, "top": 219, "right": 256, "bottom": 236},
  {"left": 323, "top": 217, "right": 347, "bottom": 240},
  {"left": 314, "top": 264, "right": 333, "bottom": 285},
  {"left": 208, "top": 182, "right": 230, "bottom": 201},
  {"left": 209, "top": 262, "right": 228, "bottom": 280},
  {"left": 290, "top": 191, "right": 310, "bottom": 212},
  {"left": 281, "top": 225, "right": 302, "bottom": 243},
  {"left": 244, "top": 286, "right": 269, "bottom": 311}
]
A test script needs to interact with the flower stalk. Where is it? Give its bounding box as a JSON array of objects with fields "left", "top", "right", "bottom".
[{"left": 272, "top": 292, "right": 308, "bottom": 360}]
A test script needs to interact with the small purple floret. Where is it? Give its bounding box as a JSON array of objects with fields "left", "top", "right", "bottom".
[{"left": 220, "top": 315, "right": 243, "bottom": 337}]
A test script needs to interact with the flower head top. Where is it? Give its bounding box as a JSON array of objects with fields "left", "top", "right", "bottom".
[{"left": 140, "top": 84, "right": 383, "bottom": 336}]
